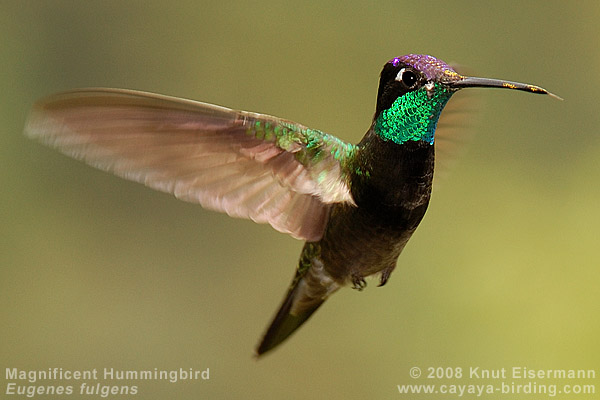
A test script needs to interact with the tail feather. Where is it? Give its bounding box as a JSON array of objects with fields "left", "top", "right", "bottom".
[
  {"left": 256, "top": 257, "right": 340, "bottom": 357},
  {"left": 255, "top": 281, "right": 324, "bottom": 356}
]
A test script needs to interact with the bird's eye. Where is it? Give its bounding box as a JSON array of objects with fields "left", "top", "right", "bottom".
[{"left": 396, "top": 68, "right": 418, "bottom": 88}]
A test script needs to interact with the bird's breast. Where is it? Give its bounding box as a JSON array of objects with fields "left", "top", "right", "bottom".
[{"left": 316, "top": 139, "right": 436, "bottom": 284}]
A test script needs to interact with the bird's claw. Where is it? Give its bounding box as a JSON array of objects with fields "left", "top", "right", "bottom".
[
  {"left": 378, "top": 270, "right": 391, "bottom": 287},
  {"left": 352, "top": 276, "right": 367, "bottom": 291}
]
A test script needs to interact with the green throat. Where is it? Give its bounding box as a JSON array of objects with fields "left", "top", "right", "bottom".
[{"left": 374, "top": 83, "right": 454, "bottom": 145}]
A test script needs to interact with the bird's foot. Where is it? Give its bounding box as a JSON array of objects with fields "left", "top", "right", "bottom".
[
  {"left": 378, "top": 269, "right": 392, "bottom": 287},
  {"left": 378, "top": 265, "right": 395, "bottom": 287},
  {"left": 351, "top": 275, "right": 367, "bottom": 291}
]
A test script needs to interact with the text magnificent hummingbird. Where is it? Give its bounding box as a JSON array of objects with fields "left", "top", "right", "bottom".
[{"left": 24, "top": 54, "right": 559, "bottom": 356}]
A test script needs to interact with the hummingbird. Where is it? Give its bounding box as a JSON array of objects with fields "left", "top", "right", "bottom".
[{"left": 24, "top": 54, "right": 559, "bottom": 357}]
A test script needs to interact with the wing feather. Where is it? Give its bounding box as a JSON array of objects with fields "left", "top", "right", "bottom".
[{"left": 24, "top": 88, "right": 357, "bottom": 241}]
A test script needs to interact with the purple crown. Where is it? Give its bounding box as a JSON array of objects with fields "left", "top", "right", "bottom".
[{"left": 389, "top": 54, "right": 460, "bottom": 82}]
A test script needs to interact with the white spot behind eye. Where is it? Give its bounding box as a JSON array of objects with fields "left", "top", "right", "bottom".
[
  {"left": 425, "top": 82, "right": 435, "bottom": 99},
  {"left": 395, "top": 68, "right": 406, "bottom": 82}
]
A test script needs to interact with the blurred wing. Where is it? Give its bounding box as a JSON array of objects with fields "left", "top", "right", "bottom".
[
  {"left": 24, "top": 88, "right": 357, "bottom": 241},
  {"left": 434, "top": 66, "right": 481, "bottom": 186},
  {"left": 435, "top": 90, "right": 480, "bottom": 178}
]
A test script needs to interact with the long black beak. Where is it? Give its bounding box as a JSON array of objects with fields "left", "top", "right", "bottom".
[{"left": 452, "top": 76, "right": 562, "bottom": 100}]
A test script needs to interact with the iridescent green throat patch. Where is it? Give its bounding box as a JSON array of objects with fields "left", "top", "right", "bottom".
[{"left": 374, "top": 84, "right": 454, "bottom": 145}]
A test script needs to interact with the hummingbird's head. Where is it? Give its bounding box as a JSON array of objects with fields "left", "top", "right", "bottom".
[
  {"left": 373, "top": 54, "right": 559, "bottom": 145},
  {"left": 375, "top": 54, "right": 461, "bottom": 118}
]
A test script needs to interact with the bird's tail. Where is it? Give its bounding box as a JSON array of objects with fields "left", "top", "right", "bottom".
[{"left": 256, "top": 257, "right": 339, "bottom": 357}]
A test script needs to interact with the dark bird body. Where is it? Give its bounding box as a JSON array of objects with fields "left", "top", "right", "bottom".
[
  {"left": 24, "top": 54, "right": 559, "bottom": 356},
  {"left": 259, "top": 139, "right": 435, "bottom": 354}
]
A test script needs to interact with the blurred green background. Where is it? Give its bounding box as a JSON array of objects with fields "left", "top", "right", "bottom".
[{"left": 2, "top": 1, "right": 598, "bottom": 399}]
